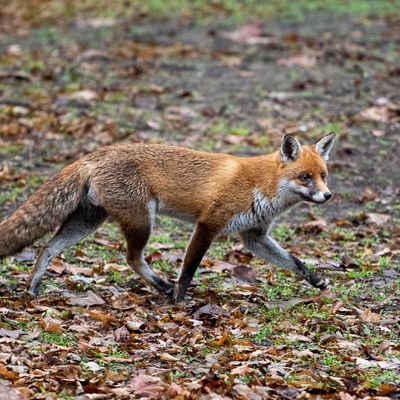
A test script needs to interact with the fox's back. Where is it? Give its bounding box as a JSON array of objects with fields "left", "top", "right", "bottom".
[{"left": 80, "top": 143, "right": 241, "bottom": 218}]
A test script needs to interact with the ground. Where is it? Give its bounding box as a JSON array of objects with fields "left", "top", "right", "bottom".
[{"left": 0, "top": 1, "right": 399, "bottom": 399}]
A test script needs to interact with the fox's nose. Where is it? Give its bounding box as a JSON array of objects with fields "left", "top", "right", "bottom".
[{"left": 324, "top": 192, "right": 332, "bottom": 200}]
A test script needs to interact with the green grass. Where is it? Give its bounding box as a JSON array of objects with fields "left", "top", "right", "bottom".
[{"left": 40, "top": 331, "right": 77, "bottom": 346}]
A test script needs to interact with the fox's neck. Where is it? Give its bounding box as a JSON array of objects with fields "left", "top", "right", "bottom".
[
  {"left": 253, "top": 183, "right": 299, "bottom": 217},
  {"left": 243, "top": 151, "right": 283, "bottom": 198}
]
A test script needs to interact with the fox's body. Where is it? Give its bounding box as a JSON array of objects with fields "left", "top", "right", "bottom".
[{"left": 0, "top": 134, "right": 335, "bottom": 301}]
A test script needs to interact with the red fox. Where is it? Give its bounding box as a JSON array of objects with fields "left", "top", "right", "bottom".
[{"left": 0, "top": 133, "right": 335, "bottom": 302}]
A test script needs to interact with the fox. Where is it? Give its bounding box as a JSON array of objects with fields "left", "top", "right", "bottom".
[{"left": 0, "top": 133, "right": 335, "bottom": 302}]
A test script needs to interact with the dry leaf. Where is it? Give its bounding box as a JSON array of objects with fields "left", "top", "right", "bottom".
[
  {"left": 160, "top": 353, "right": 179, "bottom": 362},
  {"left": 277, "top": 54, "right": 317, "bottom": 68},
  {"left": 66, "top": 291, "right": 105, "bottom": 306},
  {"left": 127, "top": 374, "right": 165, "bottom": 397},
  {"left": 365, "top": 213, "right": 390, "bottom": 226}
]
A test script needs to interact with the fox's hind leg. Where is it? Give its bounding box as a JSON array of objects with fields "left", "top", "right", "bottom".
[
  {"left": 27, "top": 199, "right": 107, "bottom": 295},
  {"left": 117, "top": 208, "right": 173, "bottom": 294}
]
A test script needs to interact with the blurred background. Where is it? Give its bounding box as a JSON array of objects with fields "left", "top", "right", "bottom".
[{"left": 1, "top": 0, "right": 399, "bottom": 221}]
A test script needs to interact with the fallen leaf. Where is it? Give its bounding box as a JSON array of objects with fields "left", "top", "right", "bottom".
[
  {"left": 0, "top": 365, "right": 18, "bottom": 381},
  {"left": 193, "top": 304, "right": 228, "bottom": 320},
  {"left": 360, "top": 187, "right": 379, "bottom": 202},
  {"left": 66, "top": 291, "right": 105, "bottom": 306},
  {"left": 340, "top": 254, "right": 358, "bottom": 269},
  {"left": 365, "top": 213, "right": 390, "bottom": 226},
  {"left": 0, "top": 329, "right": 23, "bottom": 339},
  {"left": 277, "top": 54, "right": 317, "bottom": 68},
  {"left": 356, "top": 308, "right": 381, "bottom": 323},
  {"left": 112, "top": 293, "right": 146, "bottom": 310},
  {"left": 40, "top": 316, "right": 63, "bottom": 333},
  {"left": 224, "top": 21, "right": 263, "bottom": 43},
  {"left": 125, "top": 316, "right": 146, "bottom": 332},
  {"left": 300, "top": 219, "right": 327, "bottom": 233},
  {"left": 160, "top": 353, "right": 179, "bottom": 362},
  {"left": 114, "top": 326, "right": 130, "bottom": 342},
  {"left": 287, "top": 334, "right": 312, "bottom": 343},
  {"left": 230, "top": 364, "right": 254, "bottom": 375},
  {"left": 103, "top": 263, "right": 131, "bottom": 274},
  {"left": 87, "top": 310, "right": 118, "bottom": 326},
  {"left": 371, "top": 129, "right": 385, "bottom": 137},
  {"left": 356, "top": 106, "right": 389, "bottom": 122},
  {"left": 232, "top": 265, "right": 258, "bottom": 284},
  {"left": 355, "top": 357, "right": 399, "bottom": 370},
  {"left": 85, "top": 361, "right": 103, "bottom": 372},
  {"left": 127, "top": 374, "right": 165, "bottom": 397},
  {"left": 76, "top": 18, "right": 117, "bottom": 29},
  {"left": 205, "top": 260, "right": 236, "bottom": 273}
]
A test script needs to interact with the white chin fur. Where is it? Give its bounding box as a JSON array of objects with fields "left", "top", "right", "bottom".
[{"left": 312, "top": 192, "right": 326, "bottom": 203}]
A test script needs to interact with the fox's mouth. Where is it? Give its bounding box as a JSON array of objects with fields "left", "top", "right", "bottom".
[{"left": 299, "top": 193, "right": 329, "bottom": 204}]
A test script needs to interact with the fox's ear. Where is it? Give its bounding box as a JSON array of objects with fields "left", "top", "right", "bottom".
[
  {"left": 280, "top": 134, "right": 302, "bottom": 164},
  {"left": 315, "top": 132, "right": 336, "bottom": 161}
]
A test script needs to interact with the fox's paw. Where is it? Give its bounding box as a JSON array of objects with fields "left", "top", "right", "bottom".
[
  {"left": 313, "top": 277, "right": 331, "bottom": 290},
  {"left": 153, "top": 276, "right": 174, "bottom": 295},
  {"left": 27, "top": 287, "right": 39, "bottom": 296}
]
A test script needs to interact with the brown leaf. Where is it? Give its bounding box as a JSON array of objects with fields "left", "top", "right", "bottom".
[
  {"left": 232, "top": 265, "right": 257, "bottom": 284},
  {"left": 338, "top": 393, "right": 356, "bottom": 400},
  {"left": 224, "top": 21, "right": 263, "bottom": 43},
  {"left": 114, "top": 326, "right": 130, "bottom": 342},
  {"left": 340, "top": 254, "right": 358, "bottom": 269},
  {"left": 357, "top": 308, "right": 381, "bottom": 323},
  {"left": 358, "top": 106, "right": 389, "bottom": 122},
  {"left": 160, "top": 353, "right": 179, "bottom": 362},
  {"left": 125, "top": 316, "right": 146, "bottom": 332},
  {"left": 377, "top": 383, "right": 398, "bottom": 396},
  {"left": 112, "top": 293, "right": 147, "bottom": 310},
  {"left": 87, "top": 310, "right": 118, "bottom": 326},
  {"left": 371, "top": 129, "right": 385, "bottom": 137},
  {"left": 103, "top": 263, "right": 131, "bottom": 274},
  {"left": 65, "top": 264, "right": 94, "bottom": 277},
  {"left": 40, "top": 316, "right": 63, "bottom": 333},
  {"left": 300, "top": 219, "right": 327, "bottom": 233},
  {"left": 0, "top": 365, "right": 19, "bottom": 381},
  {"left": 365, "top": 212, "right": 390, "bottom": 226},
  {"left": 377, "top": 339, "right": 396, "bottom": 353},
  {"left": 66, "top": 291, "right": 105, "bottom": 306},
  {"left": 277, "top": 54, "right": 317, "bottom": 68},
  {"left": 204, "top": 260, "right": 235, "bottom": 273},
  {"left": 360, "top": 187, "right": 379, "bottom": 202},
  {"left": 0, "top": 328, "right": 23, "bottom": 339},
  {"left": 355, "top": 357, "right": 399, "bottom": 370},
  {"left": 15, "top": 387, "right": 33, "bottom": 400},
  {"left": 145, "top": 251, "right": 163, "bottom": 263},
  {"left": 127, "top": 374, "right": 165, "bottom": 397},
  {"left": 193, "top": 304, "right": 228, "bottom": 320},
  {"left": 230, "top": 364, "right": 253, "bottom": 375},
  {"left": 52, "top": 365, "right": 81, "bottom": 382}
]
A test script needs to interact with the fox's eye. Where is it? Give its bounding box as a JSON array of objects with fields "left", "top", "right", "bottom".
[
  {"left": 298, "top": 173, "right": 311, "bottom": 183},
  {"left": 321, "top": 172, "right": 327, "bottom": 181}
]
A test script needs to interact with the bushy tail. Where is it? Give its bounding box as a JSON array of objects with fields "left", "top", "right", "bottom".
[{"left": 0, "top": 162, "right": 86, "bottom": 257}]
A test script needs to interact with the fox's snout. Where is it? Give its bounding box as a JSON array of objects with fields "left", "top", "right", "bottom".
[{"left": 310, "top": 190, "right": 332, "bottom": 204}]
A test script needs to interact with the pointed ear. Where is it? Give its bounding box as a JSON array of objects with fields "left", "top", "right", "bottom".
[
  {"left": 315, "top": 132, "right": 336, "bottom": 161},
  {"left": 280, "top": 134, "right": 302, "bottom": 164}
]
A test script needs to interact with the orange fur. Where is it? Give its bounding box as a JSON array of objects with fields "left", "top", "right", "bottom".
[{"left": 0, "top": 134, "right": 335, "bottom": 301}]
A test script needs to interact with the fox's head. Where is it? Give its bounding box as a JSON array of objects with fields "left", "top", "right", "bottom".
[{"left": 278, "top": 133, "right": 336, "bottom": 204}]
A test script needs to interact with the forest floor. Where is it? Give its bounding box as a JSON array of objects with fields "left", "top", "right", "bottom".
[{"left": 0, "top": 1, "right": 399, "bottom": 399}]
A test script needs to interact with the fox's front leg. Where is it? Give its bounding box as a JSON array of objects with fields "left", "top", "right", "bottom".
[
  {"left": 241, "top": 228, "right": 328, "bottom": 290},
  {"left": 174, "top": 223, "right": 216, "bottom": 303}
]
